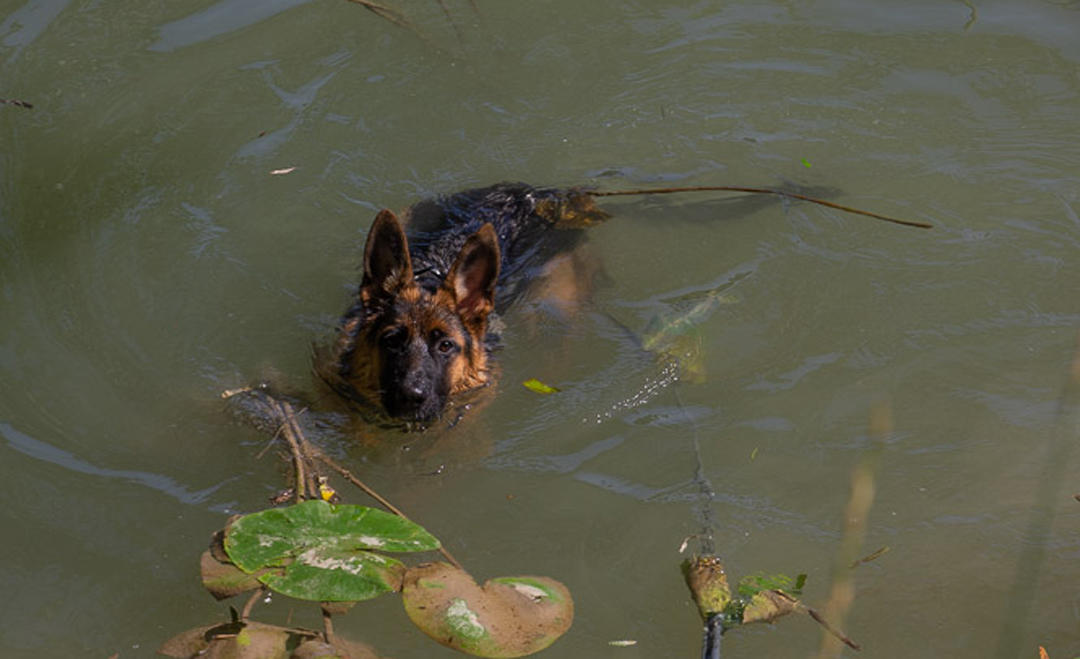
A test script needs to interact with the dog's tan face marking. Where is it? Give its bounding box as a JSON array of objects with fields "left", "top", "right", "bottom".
[{"left": 331, "top": 210, "right": 499, "bottom": 422}]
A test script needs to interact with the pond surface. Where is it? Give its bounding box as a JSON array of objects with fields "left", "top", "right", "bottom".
[{"left": 3, "top": 1, "right": 1080, "bottom": 657}]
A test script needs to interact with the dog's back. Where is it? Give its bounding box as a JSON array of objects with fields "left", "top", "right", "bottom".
[{"left": 404, "top": 182, "right": 608, "bottom": 308}]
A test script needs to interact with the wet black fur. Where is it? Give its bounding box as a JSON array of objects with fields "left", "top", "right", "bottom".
[{"left": 404, "top": 182, "right": 589, "bottom": 307}]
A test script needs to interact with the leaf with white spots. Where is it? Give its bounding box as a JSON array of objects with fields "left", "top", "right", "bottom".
[
  {"left": 403, "top": 563, "right": 573, "bottom": 658},
  {"left": 222, "top": 500, "right": 439, "bottom": 602},
  {"left": 260, "top": 547, "right": 406, "bottom": 602}
]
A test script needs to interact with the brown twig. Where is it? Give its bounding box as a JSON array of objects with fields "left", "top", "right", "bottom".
[
  {"left": 849, "top": 546, "right": 890, "bottom": 569},
  {"left": 0, "top": 98, "right": 34, "bottom": 109},
  {"left": 345, "top": 0, "right": 439, "bottom": 48},
  {"left": 460, "top": 0, "right": 486, "bottom": 30},
  {"left": 591, "top": 185, "right": 933, "bottom": 230},
  {"left": 434, "top": 0, "right": 465, "bottom": 44},
  {"left": 315, "top": 453, "right": 411, "bottom": 519},
  {"left": 270, "top": 400, "right": 315, "bottom": 500},
  {"left": 960, "top": 0, "right": 978, "bottom": 31},
  {"left": 805, "top": 605, "right": 862, "bottom": 651}
]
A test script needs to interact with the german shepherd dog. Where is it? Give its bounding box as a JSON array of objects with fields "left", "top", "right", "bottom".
[{"left": 318, "top": 183, "right": 610, "bottom": 425}]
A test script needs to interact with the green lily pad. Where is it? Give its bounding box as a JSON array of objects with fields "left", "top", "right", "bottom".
[
  {"left": 402, "top": 562, "right": 573, "bottom": 658},
  {"left": 223, "top": 500, "right": 440, "bottom": 602}
]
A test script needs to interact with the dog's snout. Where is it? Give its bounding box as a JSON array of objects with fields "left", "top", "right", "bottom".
[{"left": 401, "top": 382, "right": 427, "bottom": 403}]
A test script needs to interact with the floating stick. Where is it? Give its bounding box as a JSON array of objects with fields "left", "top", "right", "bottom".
[{"left": 591, "top": 185, "right": 933, "bottom": 230}]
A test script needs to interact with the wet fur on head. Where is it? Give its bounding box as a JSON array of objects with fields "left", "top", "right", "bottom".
[{"left": 325, "top": 210, "right": 500, "bottom": 422}]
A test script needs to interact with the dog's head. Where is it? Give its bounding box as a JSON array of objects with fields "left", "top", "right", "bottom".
[{"left": 331, "top": 210, "right": 500, "bottom": 423}]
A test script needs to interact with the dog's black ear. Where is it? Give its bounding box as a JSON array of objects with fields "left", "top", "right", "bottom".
[
  {"left": 439, "top": 223, "right": 500, "bottom": 331},
  {"left": 361, "top": 210, "right": 414, "bottom": 305}
]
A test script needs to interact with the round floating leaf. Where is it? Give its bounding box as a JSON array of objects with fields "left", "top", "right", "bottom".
[
  {"left": 223, "top": 500, "right": 438, "bottom": 602},
  {"left": 158, "top": 621, "right": 292, "bottom": 659},
  {"left": 200, "top": 529, "right": 263, "bottom": 600},
  {"left": 200, "top": 548, "right": 263, "bottom": 600},
  {"left": 402, "top": 562, "right": 573, "bottom": 658},
  {"left": 159, "top": 623, "right": 232, "bottom": 658},
  {"left": 225, "top": 623, "right": 291, "bottom": 659},
  {"left": 225, "top": 500, "right": 439, "bottom": 572}
]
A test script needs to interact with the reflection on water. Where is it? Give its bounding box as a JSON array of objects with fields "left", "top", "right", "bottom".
[
  {"left": 2, "top": 1, "right": 1080, "bottom": 657},
  {"left": 0, "top": 0, "right": 70, "bottom": 56},
  {"left": 1, "top": 422, "right": 231, "bottom": 506},
  {"left": 150, "top": 0, "right": 317, "bottom": 52}
]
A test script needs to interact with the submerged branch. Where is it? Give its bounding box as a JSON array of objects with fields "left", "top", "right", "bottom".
[
  {"left": 434, "top": 0, "right": 465, "bottom": 44},
  {"left": 591, "top": 185, "right": 933, "bottom": 230},
  {"left": 0, "top": 98, "right": 34, "bottom": 109},
  {"left": 345, "top": 0, "right": 440, "bottom": 48},
  {"left": 270, "top": 399, "right": 315, "bottom": 500},
  {"left": 806, "top": 605, "right": 861, "bottom": 651}
]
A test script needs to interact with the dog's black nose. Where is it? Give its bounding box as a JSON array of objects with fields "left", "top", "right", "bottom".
[{"left": 402, "top": 384, "right": 426, "bottom": 403}]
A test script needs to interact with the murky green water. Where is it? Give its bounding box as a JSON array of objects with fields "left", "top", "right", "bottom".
[{"left": 3, "top": 1, "right": 1080, "bottom": 657}]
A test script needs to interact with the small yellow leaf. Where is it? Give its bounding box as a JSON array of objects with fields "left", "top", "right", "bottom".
[
  {"left": 319, "top": 484, "right": 338, "bottom": 502},
  {"left": 523, "top": 378, "right": 560, "bottom": 394}
]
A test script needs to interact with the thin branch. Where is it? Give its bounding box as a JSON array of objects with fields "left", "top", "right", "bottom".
[
  {"left": 591, "top": 185, "right": 933, "bottom": 230},
  {"left": 256, "top": 422, "right": 287, "bottom": 460},
  {"left": 315, "top": 453, "right": 410, "bottom": 519},
  {"left": 345, "top": 0, "right": 440, "bottom": 48},
  {"left": 960, "top": 0, "right": 978, "bottom": 30},
  {"left": 434, "top": 0, "right": 465, "bottom": 44},
  {"left": 0, "top": 98, "right": 34, "bottom": 109},
  {"left": 269, "top": 399, "right": 311, "bottom": 500},
  {"left": 805, "top": 605, "right": 862, "bottom": 651}
]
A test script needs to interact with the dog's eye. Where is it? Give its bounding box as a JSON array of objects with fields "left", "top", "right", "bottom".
[{"left": 429, "top": 329, "right": 456, "bottom": 355}]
